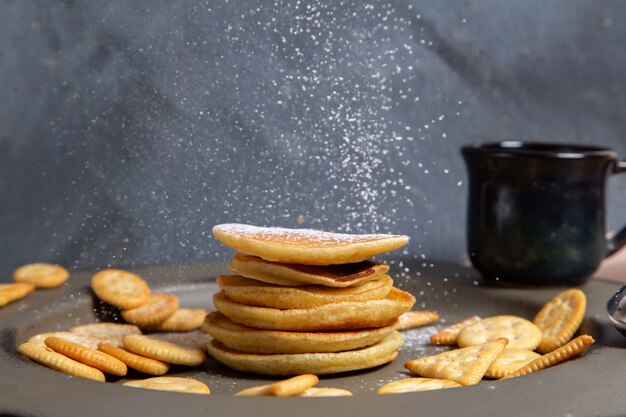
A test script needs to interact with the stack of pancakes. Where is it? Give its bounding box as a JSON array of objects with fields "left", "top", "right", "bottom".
[{"left": 202, "top": 223, "right": 416, "bottom": 375}]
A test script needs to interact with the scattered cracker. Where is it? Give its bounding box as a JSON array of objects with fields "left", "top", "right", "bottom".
[
  {"left": 296, "top": 387, "right": 353, "bottom": 397},
  {"left": 457, "top": 315, "right": 542, "bottom": 351},
  {"left": 98, "top": 343, "right": 170, "bottom": 375},
  {"left": 44, "top": 337, "right": 127, "bottom": 376},
  {"left": 235, "top": 374, "right": 319, "bottom": 396},
  {"left": 485, "top": 349, "right": 541, "bottom": 379},
  {"left": 150, "top": 330, "right": 211, "bottom": 352},
  {"left": 377, "top": 377, "right": 461, "bottom": 394},
  {"left": 13, "top": 263, "right": 69, "bottom": 289},
  {"left": 534, "top": 289, "right": 586, "bottom": 354},
  {"left": 404, "top": 338, "right": 508, "bottom": 386},
  {"left": 146, "top": 308, "right": 208, "bottom": 332},
  {"left": 70, "top": 323, "right": 141, "bottom": 347},
  {"left": 430, "top": 316, "right": 481, "bottom": 346},
  {"left": 123, "top": 377, "right": 210, "bottom": 394},
  {"left": 396, "top": 311, "right": 440, "bottom": 331},
  {"left": 123, "top": 334, "right": 207, "bottom": 366},
  {"left": 91, "top": 269, "right": 151, "bottom": 310},
  {"left": 28, "top": 332, "right": 101, "bottom": 351},
  {"left": 18, "top": 342, "right": 105, "bottom": 381},
  {"left": 504, "top": 335, "right": 595, "bottom": 379},
  {"left": 0, "top": 283, "right": 35, "bottom": 307},
  {"left": 121, "top": 293, "right": 179, "bottom": 328}
]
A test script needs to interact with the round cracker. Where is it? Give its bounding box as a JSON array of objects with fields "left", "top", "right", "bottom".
[
  {"left": 202, "top": 312, "right": 397, "bottom": 354},
  {"left": 98, "top": 343, "right": 170, "bottom": 375},
  {"left": 18, "top": 342, "right": 105, "bottom": 381},
  {"left": 533, "top": 289, "right": 586, "bottom": 353},
  {"left": 70, "top": 323, "right": 141, "bottom": 347},
  {"left": 123, "top": 377, "right": 210, "bottom": 394},
  {"left": 0, "top": 283, "right": 35, "bottom": 307},
  {"left": 44, "top": 337, "right": 127, "bottom": 376},
  {"left": 457, "top": 315, "right": 542, "bottom": 351},
  {"left": 13, "top": 263, "right": 69, "bottom": 289},
  {"left": 206, "top": 331, "right": 404, "bottom": 376},
  {"left": 146, "top": 308, "right": 208, "bottom": 332},
  {"left": 213, "top": 287, "right": 415, "bottom": 331},
  {"left": 377, "top": 377, "right": 461, "bottom": 394},
  {"left": 212, "top": 223, "right": 409, "bottom": 265},
  {"left": 91, "top": 269, "right": 151, "bottom": 309},
  {"left": 123, "top": 334, "right": 207, "bottom": 366},
  {"left": 28, "top": 332, "right": 102, "bottom": 351},
  {"left": 217, "top": 275, "right": 393, "bottom": 309},
  {"left": 484, "top": 348, "right": 541, "bottom": 379},
  {"left": 296, "top": 387, "right": 353, "bottom": 397},
  {"left": 121, "top": 293, "right": 179, "bottom": 328}
]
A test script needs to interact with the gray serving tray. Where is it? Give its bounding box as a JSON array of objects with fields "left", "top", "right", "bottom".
[{"left": 1, "top": 261, "right": 625, "bottom": 417}]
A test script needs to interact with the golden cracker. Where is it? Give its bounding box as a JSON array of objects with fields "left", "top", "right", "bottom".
[
  {"left": 296, "top": 387, "right": 353, "bottom": 397},
  {"left": 396, "top": 311, "right": 440, "bottom": 331},
  {"left": 123, "top": 377, "right": 210, "bottom": 394},
  {"left": 377, "top": 377, "right": 461, "bottom": 394},
  {"left": 457, "top": 315, "right": 541, "bottom": 351},
  {"left": 150, "top": 330, "right": 211, "bottom": 352},
  {"left": 98, "top": 343, "right": 170, "bottom": 375},
  {"left": 0, "top": 283, "right": 35, "bottom": 307},
  {"left": 123, "top": 334, "right": 207, "bottom": 366},
  {"left": 121, "top": 293, "right": 179, "bottom": 328},
  {"left": 91, "top": 269, "right": 151, "bottom": 309},
  {"left": 13, "top": 263, "right": 69, "bottom": 289},
  {"left": 534, "top": 289, "right": 586, "bottom": 353},
  {"left": 44, "top": 337, "right": 127, "bottom": 376},
  {"left": 28, "top": 332, "right": 101, "bottom": 351},
  {"left": 70, "top": 323, "right": 141, "bottom": 347},
  {"left": 235, "top": 374, "right": 319, "bottom": 396},
  {"left": 484, "top": 348, "right": 541, "bottom": 379},
  {"left": 430, "top": 316, "right": 481, "bottom": 346},
  {"left": 504, "top": 335, "right": 595, "bottom": 379},
  {"left": 147, "top": 308, "right": 208, "bottom": 332},
  {"left": 404, "top": 338, "right": 508, "bottom": 386},
  {"left": 18, "top": 342, "right": 105, "bottom": 381}
]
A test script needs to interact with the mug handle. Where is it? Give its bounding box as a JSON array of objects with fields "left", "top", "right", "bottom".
[{"left": 607, "top": 160, "right": 626, "bottom": 256}]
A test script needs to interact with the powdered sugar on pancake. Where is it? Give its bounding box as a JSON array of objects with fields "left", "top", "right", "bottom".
[{"left": 213, "top": 223, "right": 407, "bottom": 247}]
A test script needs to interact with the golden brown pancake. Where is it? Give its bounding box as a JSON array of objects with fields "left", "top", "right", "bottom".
[
  {"left": 206, "top": 331, "right": 404, "bottom": 375},
  {"left": 213, "top": 224, "right": 409, "bottom": 265},
  {"left": 213, "top": 287, "right": 415, "bottom": 331},
  {"left": 202, "top": 312, "right": 398, "bottom": 354},
  {"left": 216, "top": 275, "right": 393, "bottom": 309},
  {"left": 228, "top": 253, "right": 389, "bottom": 287}
]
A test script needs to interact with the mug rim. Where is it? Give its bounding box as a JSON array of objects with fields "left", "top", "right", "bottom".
[{"left": 462, "top": 141, "right": 617, "bottom": 160}]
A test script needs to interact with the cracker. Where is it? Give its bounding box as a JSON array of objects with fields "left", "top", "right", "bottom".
[
  {"left": 0, "top": 283, "right": 35, "bottom": 307},
  {"left": 121, "top": 293, "right": 179, "bottom": 328},
  {"left": 28, "top": 332, "right": 101, "bottom": 351},
  {"left": 430, "top": 316, "right": 481, "bottom": 346},
  {"left": 295, "top": 387, "right": 353, "bottom": 397},
  {"left": 98, "top": 343, "right": 170, "bottom": 375},
  {"left": 123, "top": 334, "right": 207, "bottom": 366},
  {"left": 504, "top": 335, "right": 595, "bottom": 379},
  {"left": 44, "top": 336, "right": 127, "bottom": 376},
  {"left": 377, "top": 377, "right": 461, "bottom": 394},
  {"left": 396, "top": 311, "right": 440, "bottom": 331},
  {"left": 404, "top": 338, "right": 508, "bottom": 386},
  {"left": 18, "top": 342, "right": 105, "bottom": 381},
  {"left": 150, "top": 330, "right": 211, "bottom": 352},
  {"left": 533, "top": 289, "right": 586, "bottom": 353},
  {"left": 457, "top": 315, "right": 541, "bottom": 351},
  {"left": 484, "top": 348, "right": 541, "bottom": 379},
  {"left": 235, "top": 374, "right": 319, "bottom": 396},
  {"left": 122, "top": 377, "right": 210, "bottom": 394},
  {"left": 13, "top": 263, "right": 69, "bottom": 289},
  {"left": 146, "top": 308, "right": 208, "bottom": 332},
  {"left": 70, "top": 323, "right": 141, "bottom": 347},
  {"left": 91, "top": 269, "right": 151, "bottom": 310}
]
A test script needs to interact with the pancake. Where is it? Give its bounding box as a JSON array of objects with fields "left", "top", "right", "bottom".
[
  {"left": 206, "top": 331, "right": 404, "bottom": 375},
  {"left": 213, "top": 287, "right": 415, "bottom": 331},
  {"left": 213, "top": 224, "right": 409, "bottom": 265},
  {"left": 216, "top": 275, "right": 393, "bottom": 309},
  {"left": 229, "top": 253, "right": 389, "bottom": 287},
  {"left": 202, "top": 312, "right": 398, "bottom": 354}
]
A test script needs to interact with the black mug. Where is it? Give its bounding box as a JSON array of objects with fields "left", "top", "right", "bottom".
[{"left": 462, "top": 141, "right": 626, "bottom": 285}]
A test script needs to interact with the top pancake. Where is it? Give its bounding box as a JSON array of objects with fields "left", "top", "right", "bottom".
[{"left": 213, "top": 223, "right": 409, "bottom": 265}]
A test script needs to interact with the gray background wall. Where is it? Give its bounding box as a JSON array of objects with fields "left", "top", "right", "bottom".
[{"left": 2, "top": 0, "right": 626, "bottom": 280}]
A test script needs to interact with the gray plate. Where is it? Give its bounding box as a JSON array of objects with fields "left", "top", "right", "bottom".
[{"left": 1, "top": 262, "right": 625, "bottom": 417}]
